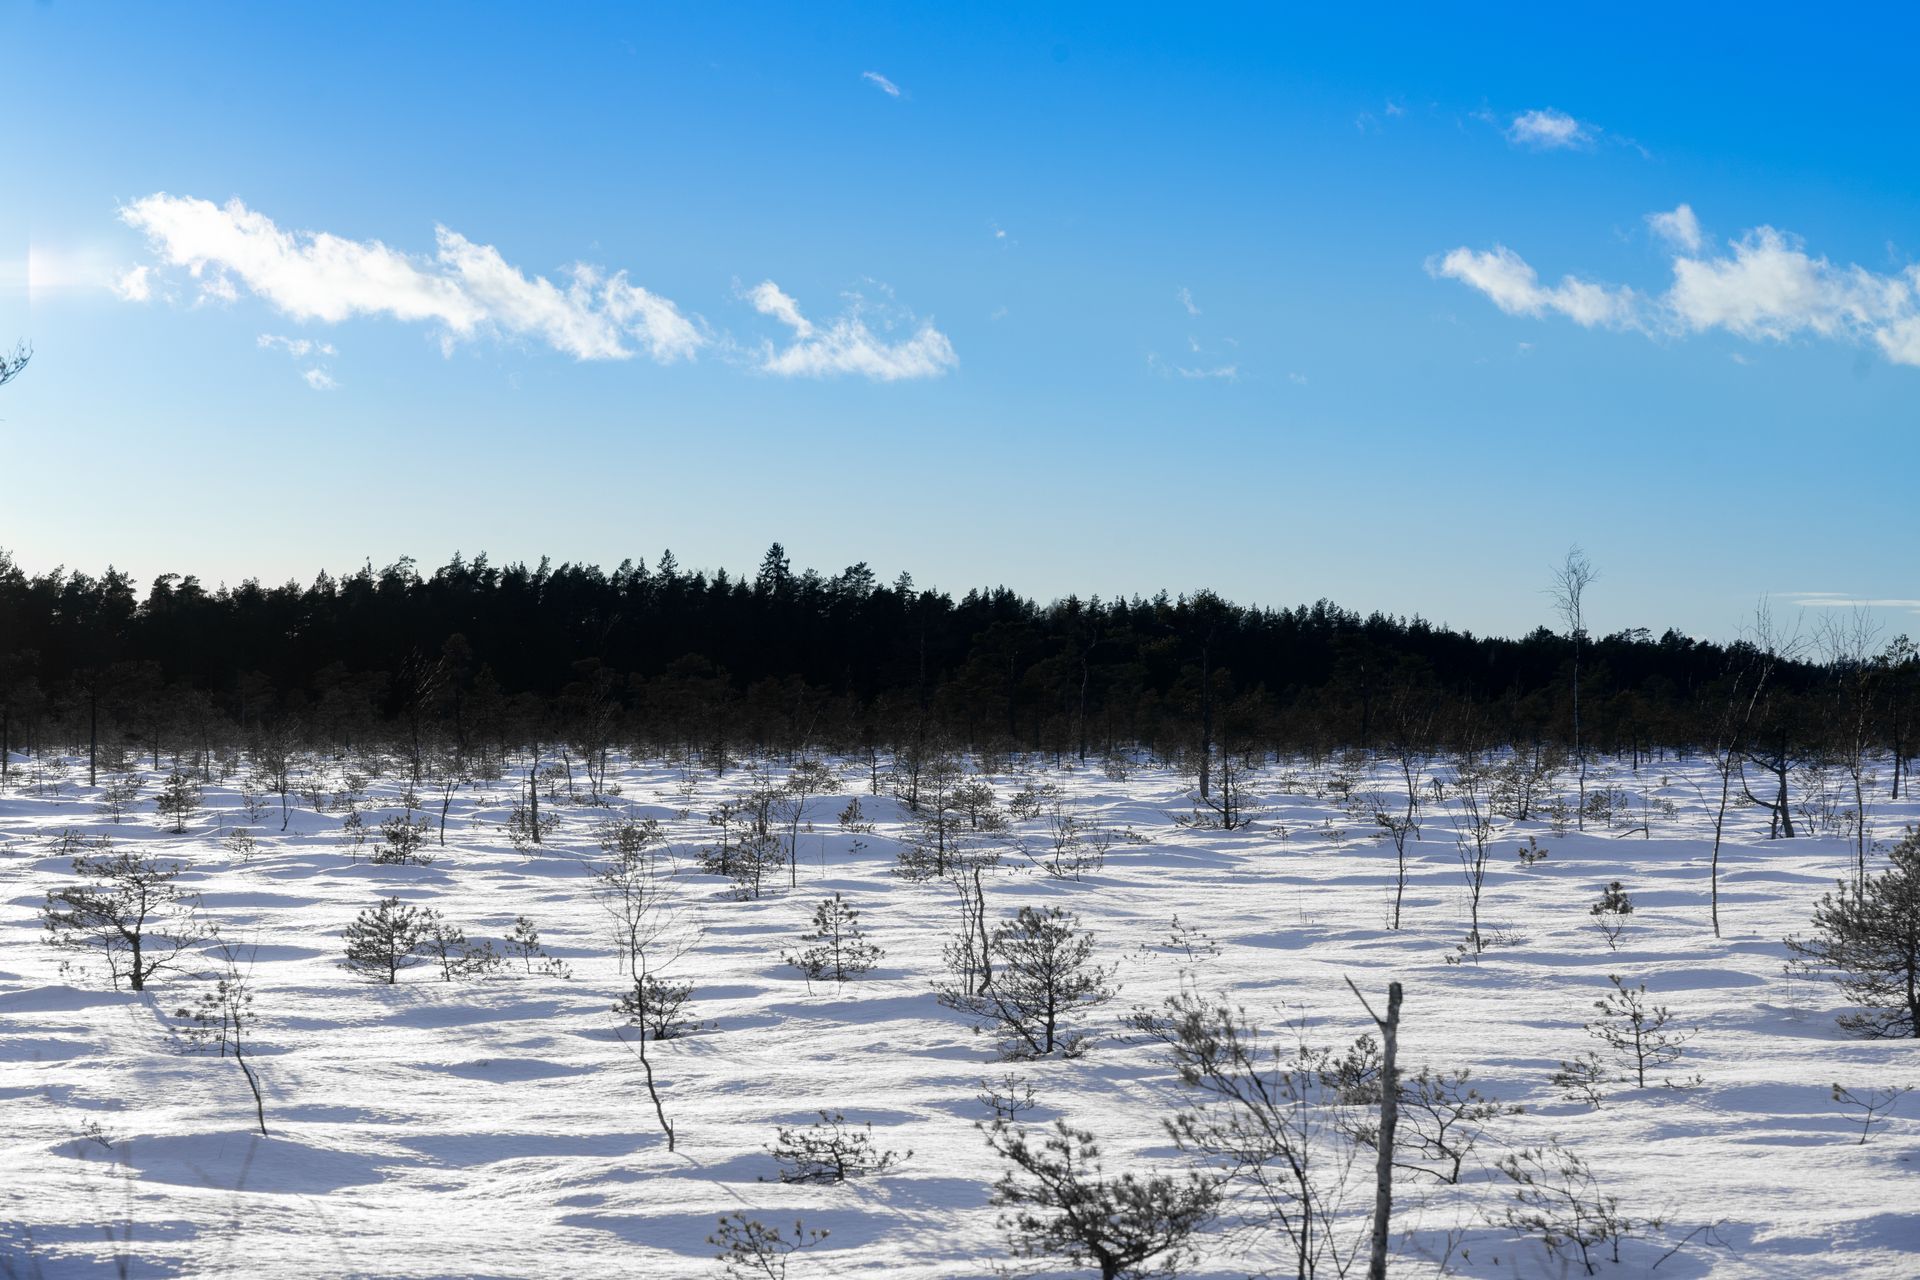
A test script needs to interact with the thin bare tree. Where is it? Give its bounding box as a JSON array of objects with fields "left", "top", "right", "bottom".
[{"left": 1548, "top": 547, "right": 1599, "bottom": 829}]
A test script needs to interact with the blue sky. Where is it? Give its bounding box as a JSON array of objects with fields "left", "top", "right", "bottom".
[{"left": 3, "top": 3, "right": 1916, "bottom": 638}]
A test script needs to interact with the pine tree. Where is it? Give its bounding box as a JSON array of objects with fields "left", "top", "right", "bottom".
[
  {"left": 154, "top": 769, "right": 202, "bottom": 834},
  {"left": 1589, "top": 881, "right": 1633, "bottom": 950},
  {"left": 1585, "top": 975, "right": 1696, "bottom": 1088},
  {"left": 984, "top": 1119, "right": 1217, "bottom": 1280},
  {"left": 342, "top": 896, "right": 428, "bottom": 984},
  {"left": 1787, "top": 827, "right": 1920, "bottom": 1038},
  {"left": 43, "top": 846, "right": 202, "bottom": 991},
  {"left": 939, "top": 906, "right": 1113, "bottom": 1058},
  {"left": 784, "top": 893, "right": 883, "bottom": 982}
]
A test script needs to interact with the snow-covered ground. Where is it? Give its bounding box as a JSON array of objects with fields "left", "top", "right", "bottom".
[{"left": 2, "top": 751, "right": 1916, "bottom": 1278}]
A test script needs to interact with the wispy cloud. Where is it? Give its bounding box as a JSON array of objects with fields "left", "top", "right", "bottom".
[
  {"left": 1177, "top": 286, "right": 1201, "bottom": 317},
  {"left": 1786, "top": 592, "right": 1920, "bottom": 616},
  {"left": 1355, "top": 98, "right": 1408, "bottom": 132},
  {"left": 113, "top": 265, "right": 153, "bottom": 302},
  {"left": 1434, "top": 209, "right": 1920, "bottom": 367},
  {"left": 745, "top": 280, "right": 956, "bottom": 380},
  {"left": 1507, "top": 107, "right": 1592, "bottom": 150},
  {"left": 1148, "top": 352, "right": 1237, "bottom": 381},
  {"left": 258, "top": 333, "right": 337, "bottom": 359},
  {"left": 118, "top": 194, "right": 704, "bottom": 363},
  {"left": 1428, "top": 245, "right": 1639, "bottom": 329},
  {"left": 1646, "top": 204, "right": 1703, "bottom": 253},
  {"left": 258, "top": 332, "right": 338, "bottom": 390},
  {"left": 861, "top": 71, "right": 901, "bottom": 98}
]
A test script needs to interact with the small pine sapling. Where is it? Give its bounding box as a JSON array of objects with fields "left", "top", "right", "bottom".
[
  {"left": 415, "top": 913, "right": 501, "bottom": 980},
  {"left": 837, "top": 795, "right": 874, "bottom": 833},
  {"left": 1345, "top": 1064, "right": 1522, "bottom": 1185},
  {"left": 1495, "top": 1144, "right": 1655, "bottom": 1276},
  {"left": 983, "top": 1118, "right": 1217, "bottom": 1280},
  {"left": 223, "top": 827, "right": 257, "bottom": 863},
  {"left": 1589, "top": 881, "right": 1634, "bottom": 950},
  {"left": 153, "top": 770, "right": 202, "bottom": 834},
  {"left": 1550, "top": 1051, "right": 1610, "bottom": 1109},
  {"left": 1831, "top": 1082, "right": 1913, "bottom": 1144},
  {"left": 371, "top": 814, "right": 435, "bottom": 865},
  {"left": 709, "top": 1216, "right": 827, "bottom": 1280},
  {"left": 937, "top": 906, "right": 1114, "bottom": 1059},
  {"left": 505, "top": 915, "right": 571, "bottom": 978},
  {"left": 1785, "top": 827, "right": 1920, "bottom": 1038},
  {"left": 614, "top": 972, "right": 699, "bottom": 1040},
  {"left": 174, "top": 941, "right": 268, "bottom": 1135},
  {"left": 1586, "top": 975, "right": 1699, "bottom": 1090},
  {"left": 977, "top": 1073, "right": 1040, "bottom": 1122},
  {"left": 342, "top": 896, "right": 428, "bottom": 984},
  {"left": 766, "top": 1111, "right": 909, "bottom": 1183},
  {"left": 783, "top": 893, "right": 883, "bottom": 982}
]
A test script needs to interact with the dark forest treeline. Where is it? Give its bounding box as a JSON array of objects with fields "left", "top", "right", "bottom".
[{"left": 1, "top": 545, "right": 1916, "bottom": 788}]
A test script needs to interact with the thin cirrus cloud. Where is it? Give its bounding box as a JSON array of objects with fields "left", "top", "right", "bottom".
[
  {"left": 860, "top": 71, "right": 902, "bottom": 97},
  {"left": 744, "top": 280, "right": 957, "bottom": 380},
  {"left": 1432, "top": 206, "right": 1920, "bottom": 367},
  {"left": 1787, "top": 592, "right": 1920, "bottom": 616},
  {"left": 118, "top": 193, "right": 703, "bottom": 364},
  {"left": 1146, "top": 351, "right": 1238, "bottom": 381}
]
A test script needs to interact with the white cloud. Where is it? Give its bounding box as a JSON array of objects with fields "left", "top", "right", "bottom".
[
  {"left": 1429, "top": 245, "right": 1639, "bottom": 329},
  {"left": 1507, "top": 108, "right": 1591, "bottom": 150},
  {"left": 302, "top": 367, "right": 338, "bottom": 391},
  {"left": 1148, "top": 353, "right": 1237, "bottom": 381},
  {"left": 745, "top": 280, "right": 813, "bottom": 338},
  {"left": 1665, "top": 226, "right": 1912, "bottom": 346},
  {"left": 1647, "top": 204, "right": 1703, "bottom": 253},
  {"left": 861, "top": 71, "right": 901, "bottom": 97},
  {"left": 198, "top": 273, "right": 239, "bottom": 304},
  {"left": 118, "top": 193, "right": 703, "bottom": 363},
  {"left": 1787, "top": 592, "right": 1920, "bottom": 615},
  {"left": 258, "top": 333, "right": 337, "bottom": 358},
  {"left": 746, "top": 280, "right": 956, "bottom": 380},
  {"left": 1177, "top": 286, "right": 1201, "bottom": 316},
  {"left": 1435, "top": 210, "right": 1920, "bottom": 368},
  {"left": 113, "top": 265, "right": 153, "bottom": 302}
]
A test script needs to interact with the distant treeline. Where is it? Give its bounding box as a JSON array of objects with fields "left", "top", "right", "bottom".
[{"left": 1, "top": 545, "right": 1915, "bottom": 781}]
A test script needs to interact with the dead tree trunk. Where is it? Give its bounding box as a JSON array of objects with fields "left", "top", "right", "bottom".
[{"left": 1348, "top": 977, "right": 1402, "bottom": 1280}]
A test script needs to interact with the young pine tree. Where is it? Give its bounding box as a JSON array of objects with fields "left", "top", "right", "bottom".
[
  {"left": 342, "top": 896, "right": 428, "bottom": 984},
  {"left": 43, "top": 846, "right": 201, "bottom": 991},
  {"left": 1589, "top": 881, "right": 1634, "bottom": 950},
  {"left": 984, "top": 1118, "right": 1217, "bottom": 1280},
  {"left": 784, "top": 893, "right": 883, "bottom": 982},
  {"left": 939, "top": 906, "right": 1114, "bottom": 1058},
  {"left": 1787, "top": 827, "right": 1920, "bottom": 1038}
]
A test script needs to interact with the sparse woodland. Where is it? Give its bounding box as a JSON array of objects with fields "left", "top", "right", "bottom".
[{"left": 2, "top": 547, "right": 1917, "bottom": 1277}]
